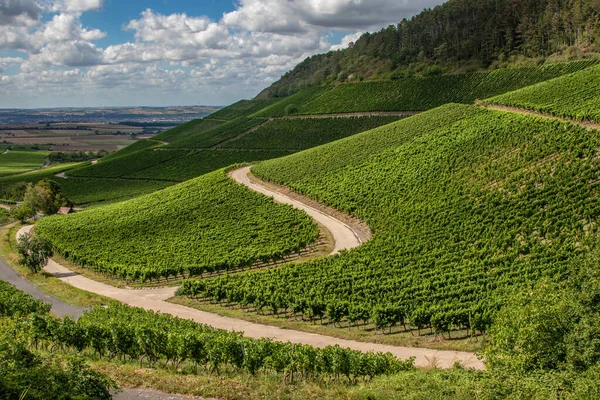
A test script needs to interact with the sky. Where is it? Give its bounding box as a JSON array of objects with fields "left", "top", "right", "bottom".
[{"left": 0, "top": 0, "right": 445, "bottom": 108}]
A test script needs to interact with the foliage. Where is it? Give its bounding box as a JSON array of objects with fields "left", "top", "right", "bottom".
[
  {"left": 293, "top": 61, "right": 597, "bottom": 114},
  {"left": 0, "top": 151, "right": 49, "bottom": 177},
  {"left": 97, "top": 139, "right": 160, "bottom": 163},
  {"left": 251, "top": 86, "right": 330, "bottom": 117},
  {"left": 0, "top": 208, "right": 9, "bottom": 224},
  {"left": 124, "top": 150, "right": 293, "bottom": 182},
  {"left": 483, "top": 64, "right": 600, "bottom": 123},
  {"left": 266, "top": 0, "right": 600, "bottom": 96},
  {"left": 35, "top": 169, "right": 318, "bottom": 282},
  {"left": 221, "top": 116, "right": 404, "bottom": 150},
  {"left": 0, "top": 281, "right": 51, "bottom": 317},
  {"left": 17, "top": 232, "right": 54, "bottom": 274},
  {"left": 49, "top": 150, "right": 108, "bottom": 163},
  {"left": 206, "top": 99, "right": 279, "bottom": 120},
  {"left": 165, "top": 117, "right": 267, "bottom": 149},
  {"left": 179, "top": 104, "right": 600, "bottom": 336},
  {"left": 153, "top": 119, "right": 224, "bottom": 143},
  {"left": 10, "top": 204, "right": 33, "bottom": 223},
  {"left": 23, "top": 179, "right": 67, "bottom": 215}
]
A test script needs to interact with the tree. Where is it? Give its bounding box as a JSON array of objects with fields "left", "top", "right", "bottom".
[
  {"left": 10, "top": 204, "right": 34, "bottom": 223},
  {"left": 17, "top": 232, "right": 53, "bottom": 273},
  {"left": 23, "top": 179, "right": 66, "bottom": 216}
]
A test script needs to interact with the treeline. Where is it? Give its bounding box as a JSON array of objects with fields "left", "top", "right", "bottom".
[{"left": 267, "top": 0, "right": 600, "bottom": 96}]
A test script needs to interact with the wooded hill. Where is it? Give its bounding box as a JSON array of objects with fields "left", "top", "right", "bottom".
[{"left": 265, "top": 0, "right": 600, "bottom": 97}]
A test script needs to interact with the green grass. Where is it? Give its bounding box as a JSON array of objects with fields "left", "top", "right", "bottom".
[
  {"left": 483, "top": 63, "right": 600, "bottom": 123},
  {"left": 180, "top": 103, "right": 600, "bottom": 336},
  {"left": 36, "top": 169, "right": 318, "bottom": 282},
  {"left": 292, "top": 60, "right": 597, "bottom": 114},
  {"left": 153, "top": 119, "right": 224, "bottom": 143},
  {"left": 221, "top": 116, "right": 405, "bottom": 150},
  {"left": 0, "top": 225, "right": 109, "bottom": 308},
  {"left": 207, "top": 99, "right": 279, "bottom": 120},
  {"left": 0, "top": 150, "right": 49, "bottom": 177}
]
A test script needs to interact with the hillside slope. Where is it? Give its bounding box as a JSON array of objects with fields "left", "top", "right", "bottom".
[
  {"left": 181, "top": 103, "right": 600, "bottom": 335},
  {"left": 483, "top": 64, "right": 600, "bottom": 123},
  {"left": 35, "top": 169, "right": 318, "bottom": 282},
  {"left": 265, "top": 0, "right": 600, "bottom": 97}
]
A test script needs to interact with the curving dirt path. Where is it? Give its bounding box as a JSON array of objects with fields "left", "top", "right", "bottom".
[
  {"left": 230, "top": 166, "right": 364, "bottom": 254},
  {"left": 16, "top": 196, "right": 483, "bottom": 370}
]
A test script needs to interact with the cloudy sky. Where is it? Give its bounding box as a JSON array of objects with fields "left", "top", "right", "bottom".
[{"left": 0, "top": 0, "right": 444, "bottom": 108}]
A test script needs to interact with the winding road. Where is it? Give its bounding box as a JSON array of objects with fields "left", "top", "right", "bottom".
[{"left": 12, "top": 166, "right": 484, "bottom": 370}]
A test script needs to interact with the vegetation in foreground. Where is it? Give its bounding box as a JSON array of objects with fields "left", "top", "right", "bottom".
[
  {"left": 35, "top": 169, "right": 319, "bottom": 283},
  {"left": 3, "top": 252, "right": 600, "bottom": 399}
]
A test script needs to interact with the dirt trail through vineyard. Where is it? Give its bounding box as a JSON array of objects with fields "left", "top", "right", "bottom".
[
  {"left": 483, "top": 104, "right": 600, "bottom": 130},
  {"left": 18, "top": 222, "right": 482, "bottom": 369}
]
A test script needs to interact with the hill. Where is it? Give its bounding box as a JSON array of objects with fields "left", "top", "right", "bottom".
[
  {"left": 35, "top": 169, "right": 318, "bottom": 282},
  {"left": 265, "top": 0, "right": 600, "bottom": 97},
  {"left": 483, "top": 63, "right": 600, "bottom": 123},
  {"left": 178, "top": 103, "right": 600, "bottom": 337}
]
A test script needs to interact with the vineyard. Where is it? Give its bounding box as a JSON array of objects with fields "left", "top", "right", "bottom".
[
  {"left": 221, "top": 116, "right": 404, "bottom": 151},
  {"left": 177, "top": 104, "right": 600, "bottom": 337},
  {"left": 98, "top": 139, "right": 161, "bottom": 162},
  {"left": 124, "top": 149, "right": 293, "bottom": 181},
  {"left": 36, "top": 169, "right": 319, "bottom": 282},
  {"left": 0, "top": 282, "right": 413, "bottom": 384},
  {"left": 292, "top": 60, "right": 597, "bottom": 114},
  {"left": 153, "top": 118, "right": 224, "bottom": 143},
  {"left": 482, "top": 64, "right": 600, "bottom": 123},
  {"left": 251, "top": 86, "right": 331, "bottom": 117},
  {"left": 57, "top": 178, "right": 173, "bottom": 205},
  {"left": 0, "top": 150, "right": 50, "bottom": 177},
  {"left": 206, "top": 99, "right": 279, "bottom": 120},
  {"left": 164, "top": 117, "right": 267, "bottom": 149}
]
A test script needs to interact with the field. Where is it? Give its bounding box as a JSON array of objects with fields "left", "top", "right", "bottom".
[
  {"left": 0, "top": 150, "right": 49, "bottom": 177},
  {"left": 36, "top": 169, "right": 319, "bottom": 281},
  {"left": 221, "top": 116, "right": 404, "bottom": 150},
  {"left": 483, "top": 64, "right": 600, "bottom": 123},
  {"left": 287, "top": 60, "right": 597, "bottom": 114},
  {"left": 152, "top": 119, "right": 224, "bottom": 143},
  {"left": 165, "top": 117, "right": 267, "bottom": 149},
  {"left": 206, "top": 99, "right": 279, "bottom": 120},
  {"left": 177, "top": 104, "right": 600, "bottom": 337},
  {"left": 251, "top": 86, "right": 331, "bottom": 117}
]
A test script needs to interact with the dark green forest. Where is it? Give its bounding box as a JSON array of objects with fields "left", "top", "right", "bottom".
[{"left": 266, "top": 0, "right": 600, "bottom": 97}]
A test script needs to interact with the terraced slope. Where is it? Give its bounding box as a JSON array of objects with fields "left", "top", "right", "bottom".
[
  {"left": 293, "top": 61, "right": 597, "bottom": 114},
  {"left": 35, "top": 169, "right": 319, "bottom": 282},
  {"left": 180, "top": 104, "right": 600, "bottom": 336},
  {"left": 221, "top": 116, "right": 404, "bottom": 150},
  {"left": 206, "top": 99, "right": 278, "bottom": 120},
  {"left": 483, "top": 64, "right": 600, "bottom": 123},
  {"left": 153, "top": 119, "right": 224, "bottom": 143}
]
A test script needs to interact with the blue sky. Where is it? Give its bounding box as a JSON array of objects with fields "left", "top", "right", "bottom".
[{"left": 0, "top": 0, "right": 444, "bottom": 108}]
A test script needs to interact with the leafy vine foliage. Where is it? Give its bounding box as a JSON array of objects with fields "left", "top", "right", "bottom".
[
  {"left": 179, "top": 104, "right": 600, "bottom": 336},
  {"left": 35, "top": 169, "right": 319, "bottom": 282}
]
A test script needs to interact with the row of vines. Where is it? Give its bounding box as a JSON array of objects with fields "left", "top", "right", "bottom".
[
  {"left": 177, "top": 104, "right": 600, "bottom": 336},
  {"left": 0, "top": 282, "right": 414, "bottom": 382},
  {"left": 35, "top": 169, "right": 319, "bottom": 282}
]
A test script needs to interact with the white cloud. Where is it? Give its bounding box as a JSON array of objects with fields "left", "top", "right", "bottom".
[
  {"left": 331, "top": 31, "right": 363, "bottom": 51},
  {"left": 0, "top": 0, "right": 447, "bottom": 107},
  {"left": 52, "top": 0, "right": 103, "bottom": 13}
]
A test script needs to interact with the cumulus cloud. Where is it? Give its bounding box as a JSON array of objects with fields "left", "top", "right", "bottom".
[
  {"left": 0, "top": 0, "right": 447, "bottom": 107},
  {"left": 52, "top": 0, "right": 103, "bottom": 13},
  {"left": 0, "top": 0, "right": 42, "bottom": 26},
  {"left": 223, "top": 0, "right": 444, "bottom": 33}
]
